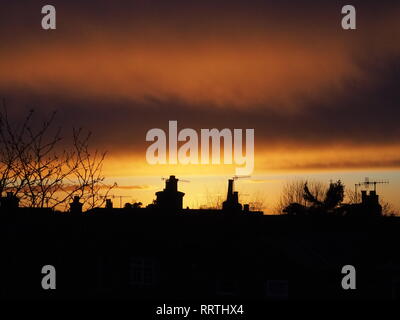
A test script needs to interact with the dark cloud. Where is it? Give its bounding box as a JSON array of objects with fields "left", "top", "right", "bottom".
[
  {"left": 1, "top": 0, "right": 400, "bottom": 171},
  {"left": 3, "top": 55, "right": 400, "bottom": 156},
  {"left": 278, "top": 158, "right": 400, "bottom": 171}
]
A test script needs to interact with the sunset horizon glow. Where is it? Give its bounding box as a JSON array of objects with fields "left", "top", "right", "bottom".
[{"left": 1, "top": 0, "right": 400, "bottom": 213}]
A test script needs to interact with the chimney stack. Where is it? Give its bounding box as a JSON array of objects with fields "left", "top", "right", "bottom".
[{"left": 227, "top": 179, "right": 234, "bottom": 201}]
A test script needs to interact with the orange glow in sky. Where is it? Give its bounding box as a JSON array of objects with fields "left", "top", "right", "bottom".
[{"left": 1, "top": 1, "right": 400, "bottom": 212}]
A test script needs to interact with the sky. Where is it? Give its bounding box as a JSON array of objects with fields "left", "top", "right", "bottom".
[{"left": 1, "top": 0, "right": 400, "bottom": 212}]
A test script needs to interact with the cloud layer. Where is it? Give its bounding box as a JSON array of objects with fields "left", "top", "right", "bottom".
[{"left": 1, "top": 0, "right": 400, "bottom": 174}]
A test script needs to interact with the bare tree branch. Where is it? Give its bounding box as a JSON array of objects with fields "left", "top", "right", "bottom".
[{"left": 0, "top": 102, "right": 115, "bottom": 211}]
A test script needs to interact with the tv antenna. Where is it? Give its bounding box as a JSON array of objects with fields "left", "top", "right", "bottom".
[
  {"left": 354, "top": 177, "right": 389, "bottom": 202},
  {"left": 109, "top": 194, "right": 132, "bottom": 208},
  {"left": 233, "top": 175, "right": 251, "bottom": 180},
  {"left": 161, "top": 177, "right": 190, "bottom": 183},
  {"left": 231, "top": 175, "right": 251, "bottom": 192}
]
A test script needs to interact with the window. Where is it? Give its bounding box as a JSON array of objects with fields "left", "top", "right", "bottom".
[
  {"left": 129, "top": 257, "right": 155, "bottom": 286},
  {"left": 392, "top": 279, "right": 400, "bottom": 300},
  {"left": 216, "top": 278, "right": 237, "bottom": 296},
  {"left": 266, "top": 280, "right": 289, "bottom": 299}
]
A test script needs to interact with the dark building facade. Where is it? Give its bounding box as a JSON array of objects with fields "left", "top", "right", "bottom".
[
  {"left": 1, "top": 210, "right": 400, "bottom": 300},
  {"left": 0, "top": 178, "right": 399, "bottom": 301}
]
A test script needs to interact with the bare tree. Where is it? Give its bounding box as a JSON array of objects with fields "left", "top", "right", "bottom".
[
  {"left": 345, "top": 188, "right": 359, "bottom": 204},
  {"left": 201, "top": 187, "right": 224, "bottom": 209},
  {"left": 276, "top": 179, "right": 326, "bottom": 213},
  {"left": 0, "top": 102, "right": 115, "bottom": 211},
  {"left": 381, "top": 199, "right": 399, "bottom": 216},
  {"left": 247, "top": 191, "right": 266, "bottom": 212}
]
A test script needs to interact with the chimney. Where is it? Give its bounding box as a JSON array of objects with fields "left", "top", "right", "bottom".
[
  {"left": 361, "top": 190, "right": 367, "bottom": 203},
  {"left": 0, "top": 192, "right": 20, "bottom": 210},
  {"left": 227, "top": 179, "right": 234, "bottom": 201},
  {"left": 233, "top": 191, "right": 239, "bottom": 204},
  {"left": 166, "top": 175, "right": 178, "bottom": 192},
  {"left": 106, "top": 199, "right": 113, "bottom": 209},
  {"left": 369, "top": 190, "right": 379, "bottom": 204},
  {"left": 70, "top": 196, "right": 83, "bottom": 214}
]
